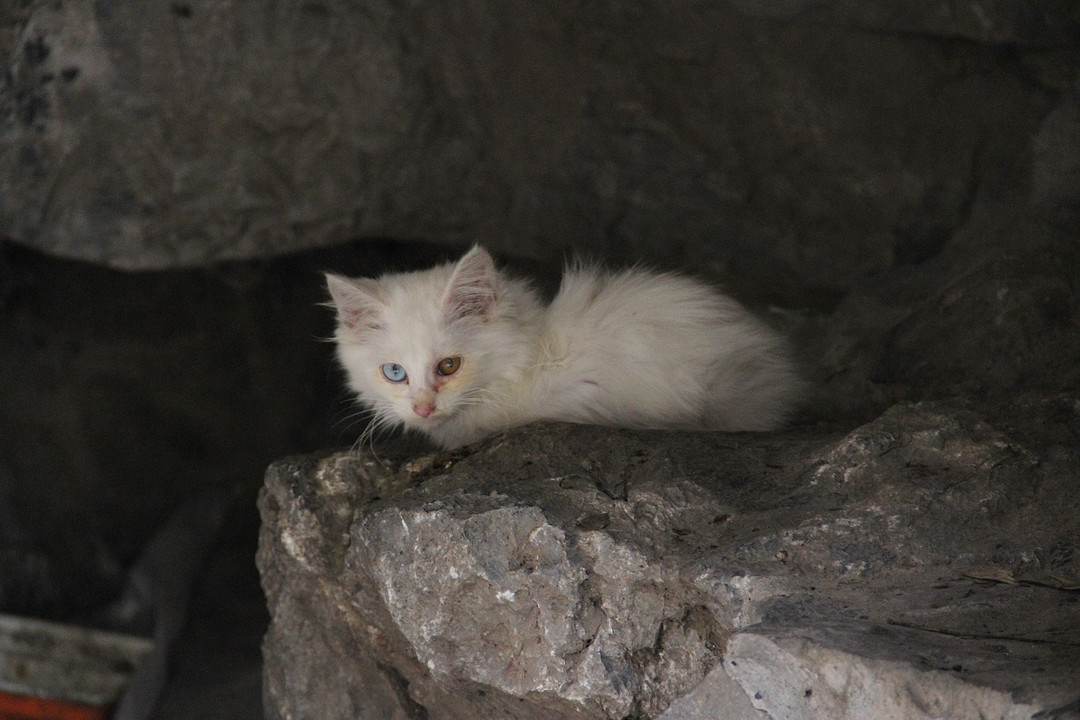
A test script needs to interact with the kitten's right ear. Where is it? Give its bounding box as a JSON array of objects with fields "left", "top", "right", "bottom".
[{"left": 325, "top": 274, "right": 384, "bottom": 331}]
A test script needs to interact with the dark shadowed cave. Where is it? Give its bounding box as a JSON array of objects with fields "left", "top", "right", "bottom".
[{"left": 1, "top": 2, "right": 1079, "bottom": 719}]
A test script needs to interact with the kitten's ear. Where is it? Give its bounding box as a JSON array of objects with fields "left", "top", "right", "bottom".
[
  {"left": 325, "top": 274, "right": 384, "bottom": 332},
  {"left": 443, "top": 245, "right": 497, "bottom": 322}
]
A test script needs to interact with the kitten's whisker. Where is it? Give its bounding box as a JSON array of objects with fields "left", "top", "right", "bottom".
[
  {"left": 331, "top": 396, "right": 377, "bottom": 434},
  {"left": 335, "top": 398, "right": 405, "bottom": 460}
]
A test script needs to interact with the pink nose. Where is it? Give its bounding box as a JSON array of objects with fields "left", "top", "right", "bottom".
[{"left": 412, "top": 403, "right": 434, "bottom": 418}]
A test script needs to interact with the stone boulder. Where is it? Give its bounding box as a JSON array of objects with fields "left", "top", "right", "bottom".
[
  {"left": 3, "top": 1, "right": 1077, "bottom": 294},
  {"left": 257, "top": 396, "right": 1080, "bottom": 719}
]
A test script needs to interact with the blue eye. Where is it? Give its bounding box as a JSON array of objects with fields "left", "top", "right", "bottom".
[{"left": 381, "top": 363, "right": 407, "bottom": 383}]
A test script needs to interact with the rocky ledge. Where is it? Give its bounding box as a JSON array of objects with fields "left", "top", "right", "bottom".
[{"left": 257, "top": 395, "right": 1080, "bottom": 720}]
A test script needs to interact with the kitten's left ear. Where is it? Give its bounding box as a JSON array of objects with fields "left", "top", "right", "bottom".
[{"left": 443, "top": 245, "right": 497, "bottom": 322}]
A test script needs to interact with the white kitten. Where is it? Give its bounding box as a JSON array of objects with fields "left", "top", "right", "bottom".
[{"left": 327, "top": 246, "right": 804, "bottom": 449}]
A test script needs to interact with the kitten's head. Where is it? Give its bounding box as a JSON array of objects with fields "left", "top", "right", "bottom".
[{"left": 327, "top": 246, "right": 525, "bottom": 438}]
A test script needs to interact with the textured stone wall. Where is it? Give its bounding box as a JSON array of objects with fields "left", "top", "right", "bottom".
[{"left": 2, "top": 1, "right": 1077, "bottom": 295}]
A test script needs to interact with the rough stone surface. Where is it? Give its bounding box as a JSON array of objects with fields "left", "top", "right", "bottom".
[
  {"left": 257, "top": 396, "right": 1080, "bottom": 719},
  {"left": 2, "top": 1, "right": 1077, "bottom": 293}
]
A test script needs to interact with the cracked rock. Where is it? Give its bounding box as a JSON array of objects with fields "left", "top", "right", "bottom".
[{"left": 258, "top": 398, "right": 1080, "bottom": 719}]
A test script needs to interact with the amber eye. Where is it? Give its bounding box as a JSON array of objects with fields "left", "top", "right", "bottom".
[{"left": 436, "top": 356, "right": 462, "bottom": 376}]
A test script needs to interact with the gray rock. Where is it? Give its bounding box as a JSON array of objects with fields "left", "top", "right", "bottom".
[
  {"left": 2, "top": 1, "right": 1073, "bottom": 295},
  {"left": 2, "top": 1, "right": 415, "bottom": 268},
  {"left": 257, "top": 397, "right": 1080, "bottom": 719},
  {"left": 655, "top": 663, "right": 765, "bottom": 720},
  {"left": 723, "top": 629, "right": 1041, "bottom": 720},
  {"left": 731, "top": 0, "right": 1080, "bottom": 45},
  {"left": 806, "top": 213, "right": 1080, "bottom": 419}
]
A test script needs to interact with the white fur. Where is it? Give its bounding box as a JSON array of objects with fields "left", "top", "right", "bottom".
[{"left": 327, "top": 246, "right": 804, "bottom": 449}]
